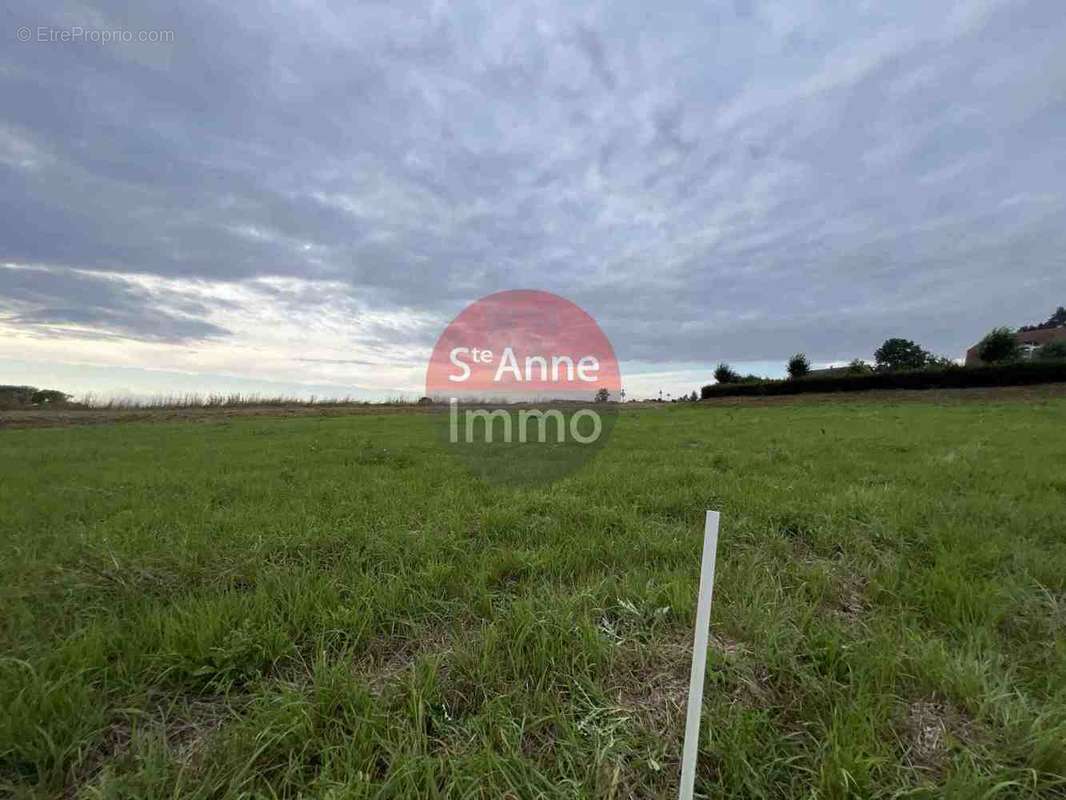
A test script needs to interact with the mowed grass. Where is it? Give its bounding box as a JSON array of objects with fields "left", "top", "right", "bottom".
[{"left": 2, "top": 398, "right": 1065, "bottom": 799}]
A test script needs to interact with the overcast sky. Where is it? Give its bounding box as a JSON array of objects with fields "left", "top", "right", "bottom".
[{"left": 2, "top": 0, "right": 1063, "bottom": 400}]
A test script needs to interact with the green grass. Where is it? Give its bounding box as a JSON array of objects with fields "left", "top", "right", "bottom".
[{"left": 2, "top": 398, "right": 1065, "bottom": 798}]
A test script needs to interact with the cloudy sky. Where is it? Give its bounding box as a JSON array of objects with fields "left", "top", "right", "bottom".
[{"left": 2, "top": 0, "right": 1063, "bottom": 401}]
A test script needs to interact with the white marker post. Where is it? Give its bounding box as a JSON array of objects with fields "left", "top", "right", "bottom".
[{"left": 678, "top": 511, "right": 721, "bottom": 800}]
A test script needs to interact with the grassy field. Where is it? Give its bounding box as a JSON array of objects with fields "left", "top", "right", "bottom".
[{"left": 2, "top": 397, "right": 1065, "bottom": 798}]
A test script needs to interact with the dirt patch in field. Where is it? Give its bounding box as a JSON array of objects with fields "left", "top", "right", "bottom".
[
  {"left": 608, "top": 631, "right": 764, "bottom": 733},
  {"left": 603, "top": 630, "right": 772, "bottom": 799},
  {"left": 0, "top": 403, "right": 432, "bottom": 430},
  {"left": 905, "top": 700, "right": 948, "bottom": 772},
  {"left": 66, "top": 696, "right": 232, "bottom": 797},
  {"left": 900, "top": 698, "right": 978, "bottom": 778},
  {"left": 611, "top": 635, "right": 691, "bottom": 733},
  {"left": 833, "top": 575, "right": 868, "bottom": 625},
  {"left": 354, "top": 628, "right": 460, "bottom": 695}
]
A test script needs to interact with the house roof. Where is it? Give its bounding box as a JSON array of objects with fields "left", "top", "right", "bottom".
[
  {"left": 965, "top": 326, "right": 1066, "bottom": 361},
  {"left": 1013, "top": 327, "right": 1066, "bottom": 346}
]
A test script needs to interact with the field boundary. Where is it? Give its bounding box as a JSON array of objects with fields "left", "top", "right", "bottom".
[
  {"left": 701, "top": 360, "right": 1066, "bottom": 398},
  {"left": 693, "top": 382, "right": 1066, "bottom": 407},
  {"left": 3, "top": 383, "right": 1066, "bottom": 430}
]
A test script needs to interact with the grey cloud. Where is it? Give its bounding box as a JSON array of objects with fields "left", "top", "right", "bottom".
[
  {"left": 573, "top": 25, "right": 617, "bottom": 92},
  {"left": 0, "top": 266, "right": 229, "bottom": 341},
  {"left": 1, "top": 0, "right": 1064, "bottom": 365}
]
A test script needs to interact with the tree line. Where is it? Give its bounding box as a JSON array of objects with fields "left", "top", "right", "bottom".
[
  {"left": 705, "top": 304, "right": 1066, "bottom": 391},
  {"left": 0, "top": 385, "right": 73, "bottom": 409}
]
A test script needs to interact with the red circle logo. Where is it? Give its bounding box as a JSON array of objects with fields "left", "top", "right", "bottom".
[{"left": 425, "top": 290, "right": 621, "bottom": 484}]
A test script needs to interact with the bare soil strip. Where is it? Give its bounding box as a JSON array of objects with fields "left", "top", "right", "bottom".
[{"left": 2, "top": 383, "right": 1064, "bottom": 430}]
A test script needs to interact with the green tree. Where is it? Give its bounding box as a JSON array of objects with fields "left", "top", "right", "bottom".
[
  {"left": 925, "top": 355, "right": 957, "bottom": 368},
  {"left": 787, "top": 353, "right": 810, "bottom": 379},
  {"left": 1021, "top": 306, "right": 1066, "bottom": 331},
  {"left": 874, "top": 338, "right": 932, "bottom": 371},
  {"left": 976, "top": 327, "right": 1020, "bottom": 364},
  {"left": 594, "top": 387, "right": 610, "bottom": 403},
  {"left": 1037, "top": 340, "right": 1066, "bottom": 360},
  {"left": 30, "top": 389, "right": 71, "bottom": 405},
  {"left": 0, "top": 385, "right": 37, "bottom": 408},
  {"left": 846, "top": 359, "right": 873, "bottom": 375},
  {"left": 714, "top": 363, "right": 739, "bottom": 384}
]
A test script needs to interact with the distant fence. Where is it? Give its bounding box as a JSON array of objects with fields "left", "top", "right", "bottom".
[{"left": 700, "top": 360, "right": 1066, "bottom": 399}]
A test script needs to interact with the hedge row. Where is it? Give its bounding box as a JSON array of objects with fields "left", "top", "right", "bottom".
[
  {"left": 700, "top": 360, "right": 1066, "bottom": 398},
  {"left": 0, "top": 385, "right": 73, "bottom": 410}
]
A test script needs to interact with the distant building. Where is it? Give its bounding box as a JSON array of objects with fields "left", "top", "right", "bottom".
[{"left": 965, "top": 327, "right": 1066, "bottom": 366}]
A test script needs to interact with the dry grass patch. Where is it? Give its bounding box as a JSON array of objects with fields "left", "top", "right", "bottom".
[
  {"left": 65, "top": 695, "right": 232, "bottom": 797},
  {"left": 834, "top": 575, "right": 869, "bottom": 625},
  {"left": 900, "top": 698, "right": 978, "bottom": 779},
  {"left": 608, "top": 630, "right": 765, "bottom": 733},
  {"left": 353, "top": 626, "right": 462, "bottom": 696}
]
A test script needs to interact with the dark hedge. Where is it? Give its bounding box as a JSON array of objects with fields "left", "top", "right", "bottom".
[{"left": 700, "top": 360, "right": 1066, "bottom": 399}]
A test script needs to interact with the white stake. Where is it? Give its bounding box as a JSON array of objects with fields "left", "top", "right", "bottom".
[{"left": 678, "top": 510, "right": 721, "bottom": 800}]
